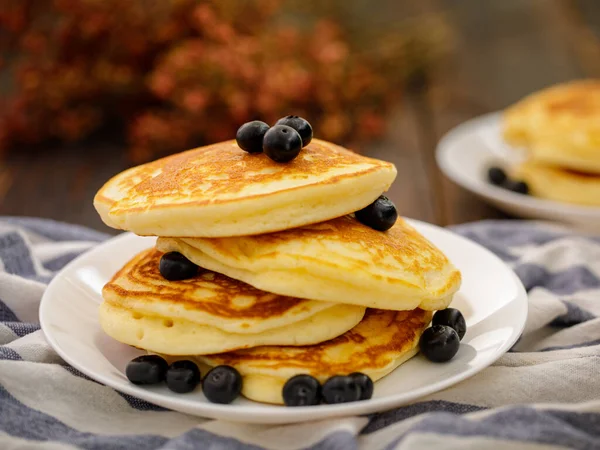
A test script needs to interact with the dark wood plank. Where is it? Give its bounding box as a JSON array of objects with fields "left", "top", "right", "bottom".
[
  {"left": 571, "top": 0, "right": 600, "bottom": 45},
  {"left": 1, "top": 145, "right": 128, "bottom": 233},
  {"left": 554, "top": 0, "right": 600, "bottom": 77},
  {"left": 424, "top": 0, "right": 587, "bottom": 225},
  {"left": 362, "top": 102, "right": 437, "bottom": 224}
]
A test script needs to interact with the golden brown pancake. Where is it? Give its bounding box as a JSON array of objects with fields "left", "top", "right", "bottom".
[
  {"left": 503, "top": 79, "right": 600, "bottom": 174},
  {"left": 195, "top": 308, "right": 433, "bottom": 404},
  {"left": 99, "top": 249, "right": 365, "bottom": 355},
  {"left": 94, "top": 139, "right": 397, "bottom": 237},
  {"left": 157, "top": 216, "right": 461, "bottom": 311},
  {"left": 514, "top": 160, "right": 600, "bottom": 206}
]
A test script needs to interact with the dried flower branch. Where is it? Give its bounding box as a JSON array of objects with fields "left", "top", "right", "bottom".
[{"left": 0, "top": 0, "right": 451, "bottom": 162}]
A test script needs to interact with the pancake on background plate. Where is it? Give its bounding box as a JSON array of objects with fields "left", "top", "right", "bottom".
[
  {"left": 503, "top": 79, "right": 600, "bottom": 174},
  {"left": 514, "top": 160, "right": 600, "bottom": 206},
  {"left": 193, "top": 308, "right": 433, "bottom": 404},
  {"left": 99, "top": 249, "right": 365, "bottom": 355},
  {"left": 94, "top": 139, "right": 396, "bottom": 237},
  {"left": 157, "top": 216, "right": 461, "bottom": 311}
]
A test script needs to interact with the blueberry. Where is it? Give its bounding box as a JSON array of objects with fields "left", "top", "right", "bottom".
[
  {"left": 282, "top": 374, "right": 321, "bottom": 406},
  {"left": 275, "top": 115, "right": 313, "bottom": 147},
  {"left": 506, "top": 180, "right": 529, "bottom": 195},
  {"left": 432, "top": 308, "right": 467, "bottom": 340},
  {"left": 262, "top": 125, "right": 303, "bottom": 163},
  {"left": 236, "top": 121, "right": 269, "bottom": 153},
  {"left": 159, "top": 252, "right": 198, "bottom": 281},
  {"left": 487, "top": 166, "right": 507, "bottom": 186},
  {"left": 349, "top": 372, "right": 374, "bottom": 400},
  {"left": 126, "top": 355, "right": 168, "bottom": 385},
  {"left": 202, "top": 365, "right": 242, "bottom": 404},
  {"left": 322, "top": 375, "right": 361, "bottom": 404},
  {"left": 419, "top": 325, "right": 460, "bottom": 363},
  {"left": 354, "top": 195, "right": 398, "bottom": 231},
  {"left": 166, "top": 360, "right": 201, "bottom": 394}
]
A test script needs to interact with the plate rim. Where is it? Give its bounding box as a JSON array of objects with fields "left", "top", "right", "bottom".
[
  {"left": 435, "top": 111, "right": 600, "bottom": 218},
  {"left": 39, "top": 221, "right": 528, "bottom": 423}
]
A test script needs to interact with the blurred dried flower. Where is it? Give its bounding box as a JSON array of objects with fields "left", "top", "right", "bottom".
[{"left": 0, "top": 0, "right": 452, "bottom": 162}]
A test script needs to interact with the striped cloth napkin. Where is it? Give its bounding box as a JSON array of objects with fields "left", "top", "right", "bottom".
[{"left": 0, "top": 217, "right": 598, "bottom": 449}]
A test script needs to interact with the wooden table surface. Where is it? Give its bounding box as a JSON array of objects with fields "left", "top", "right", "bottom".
[{"left": 1, "top": 0, "right": 599, "bottom": 233}]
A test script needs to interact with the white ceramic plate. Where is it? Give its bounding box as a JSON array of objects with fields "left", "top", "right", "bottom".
[
  {"left": 40, "top": 221, "right": 527, "bottom": 424},
  {"left": 436, "top": 112, "right": 600, "bottom": 230}
]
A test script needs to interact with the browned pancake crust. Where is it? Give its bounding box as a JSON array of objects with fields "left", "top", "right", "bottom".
[
  {"left": 96, "top": 139, "right": 392, "bottom": 213},
  {"left": 103, "top": 249, "right": 308, "bottom": 319},
  {"left": 208, "top": 308, "right": 432, "bottom": 374},
  {"left": 185, "top": 216, "right": 460, "bottom": 297},
  {"left": 504, "top": 79, "right": 600, "bottom": 147},
  {"left": 544, "top": 81, "right": 600, "bottom": 116}
]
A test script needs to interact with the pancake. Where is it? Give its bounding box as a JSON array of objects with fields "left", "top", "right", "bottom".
[
  {"left": 94, "top": 139, "right": 397, "bottom": 237},
  {"left": 194, "top": 308, "right": 433, "bottom": 404},
  {"left": 514, "top": 160, "right": 600, "bottom": 206},
  {"left": 99, "top": 249, "right": 365, "bottom": 355},
  {"left": 157, "top": 216, "right": 461, "bottom": 311},
  {"left": 503, "top": 79, "right": 600, "bottom": 174}
]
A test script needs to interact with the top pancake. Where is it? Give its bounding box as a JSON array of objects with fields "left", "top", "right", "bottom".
[
  {"left": 94, "top": 139, "right": 397, "bottom": 237},
  {"left": 503, "top": 79, "right": 600, "bottom": 174},
  {"left": 157, "top": 216, "right": 461, "bottom": 311}
]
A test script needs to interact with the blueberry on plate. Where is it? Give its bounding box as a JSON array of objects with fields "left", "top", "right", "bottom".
[
  {"left": 487, "top": 166, "right": 507, "bottom": 186},
  {"left": 275, "top": 115, "right": 313, "bottom": 147},
  {"left": 282, "top": 374, "right": 321, "bottom": 406},
  {"left": 432, "top": 308, "right": 467, "bottom": 340},
  {"left": 349, "top": 372, "right": 374, "bottom": 400},
  {"left": 322, "top": 375, "right": 361, "bottom": 404},
  {"left": 202, "top": 365, "right": 242, "bottom": 404},
  {"left": 419, "top": 325, "right": 460, "bottom": 363},
  {"left": 166, "top": 360, "right": 201, "bottom": 394},
  {"left": 126, "top": 355, "right": 168, "bottom": 385},
  {"left": 159, "top": 252, "right": 198, "bottom": 281},
  {"left": 506, "top": 180, "right": 529, "bottom": 195},
  {"left": 236, "top": 121, "right": 270, "bottom": 153},
  {"left": 354, "top": 195, "right": 398, "bottom": 231},
  {"left": 263, "top": 125, "right": 303, "bottom": 163}
]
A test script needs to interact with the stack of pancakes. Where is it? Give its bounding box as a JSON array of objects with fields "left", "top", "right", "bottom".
[
  {"left": 94, "top": 138, "right": 461, "bottom": 404},
  {"left": 504, "top": 79, "right": 600, "bottom": 206}
]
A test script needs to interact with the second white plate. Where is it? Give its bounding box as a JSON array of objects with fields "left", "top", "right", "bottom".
[
  {"left": 436, "top": 112, "right": 600, "bottom": 230},
  {"left": 40, "top": 221, "right": 527, "bottom": 424}
]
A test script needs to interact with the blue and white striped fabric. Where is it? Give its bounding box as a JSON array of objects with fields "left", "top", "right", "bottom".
[{"left": 0, "top": 217, "right": 598, "bottom": 449}]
